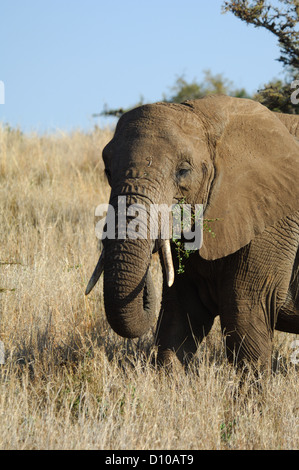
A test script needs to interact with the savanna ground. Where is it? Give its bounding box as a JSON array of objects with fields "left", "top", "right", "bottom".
[{"left": 0, "top": 123, "right": 298, "bottom": 450}]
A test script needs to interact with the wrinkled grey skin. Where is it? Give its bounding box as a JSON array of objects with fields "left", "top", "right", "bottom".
[{"left": 86, "top": 95, "right": 299, "bottom": 372}]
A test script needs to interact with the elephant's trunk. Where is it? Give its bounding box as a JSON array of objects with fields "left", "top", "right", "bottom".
[
  {"left": 85, "top": 190, "right": 175, "bottom": 339},
  {"left": 103, "top": 237, "right": 156, "bottom": 338},
  {"left": 85, "top": 237, "right": 174, "bottom": 338}
]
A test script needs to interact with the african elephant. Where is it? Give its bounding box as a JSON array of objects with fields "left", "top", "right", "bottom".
[{"left": 85, "top": 95, "right": 299, "bottom": 372}]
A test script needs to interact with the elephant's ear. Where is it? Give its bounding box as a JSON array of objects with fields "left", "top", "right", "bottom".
[{"left": 189, "top": 96, "right": 299, "bottom": 260}]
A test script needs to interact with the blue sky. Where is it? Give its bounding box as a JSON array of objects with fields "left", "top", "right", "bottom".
[{"left": 0, "top": 0, "right": 284, "bottom": 133}]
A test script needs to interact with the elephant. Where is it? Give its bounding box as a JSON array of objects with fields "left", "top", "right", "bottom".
[{"left": 85, "top": 95, "right": 299, "bottom": 372}]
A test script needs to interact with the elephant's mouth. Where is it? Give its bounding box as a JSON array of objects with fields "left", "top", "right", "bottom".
[{"left": 85, "top": 238, "right": 174, "bottom": 297}]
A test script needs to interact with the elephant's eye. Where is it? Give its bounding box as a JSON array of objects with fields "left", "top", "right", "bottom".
[
  {"left": 176, "top": 163, "right": 192, "bottom": 180},
  {"left": 176, "top": 162, "right": 192, "bottom": 190},
  {"left": 178, "top": 168, "right": 190, "bottom": 177}
]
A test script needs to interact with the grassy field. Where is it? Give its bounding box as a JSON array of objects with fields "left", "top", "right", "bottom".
[{"left": 0, "top": 123, "right": 298, "bottom": 450}]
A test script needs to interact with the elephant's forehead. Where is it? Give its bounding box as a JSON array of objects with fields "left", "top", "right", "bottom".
[{"left": 115, "top": 103, "right": 202, "bottom": 143}]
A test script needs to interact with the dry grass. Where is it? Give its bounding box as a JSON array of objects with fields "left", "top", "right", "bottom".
[{"left": 0, "top": 123, "right": 298, "bottom": 450}]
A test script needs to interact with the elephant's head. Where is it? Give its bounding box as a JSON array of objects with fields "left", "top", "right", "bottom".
[{"left": 86, "top": 95, "right": 299, "bottom": 339}]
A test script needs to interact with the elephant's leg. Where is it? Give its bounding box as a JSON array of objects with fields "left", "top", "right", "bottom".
[
  {"left": 275, "top": 277, "right": 299, "bottom": 333},
  {"left": 276, "top": 253, "right": 299, "bottom": 333},
  {"left": 220, "top": 218, "right": 299, "bottom": 372},
  {"left": 155, "top": 279, "right": 215, "bottom": 368},
  {"left": 221, "top": 304, "right": 273, "bottom": 372}
]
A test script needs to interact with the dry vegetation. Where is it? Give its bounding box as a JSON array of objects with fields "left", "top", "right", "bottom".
[{"left": 0, "top": 123, "right": 298, "bottom": 450}]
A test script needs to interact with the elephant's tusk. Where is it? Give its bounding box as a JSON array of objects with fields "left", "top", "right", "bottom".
[
  {"left": 161, "top": 239, "right": 175, "bottom": 288},
  {"left": 85, "top": 250, "right": 105, "bottom": 295}
]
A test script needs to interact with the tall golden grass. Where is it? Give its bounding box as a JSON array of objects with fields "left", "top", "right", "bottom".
[{"left": 0, "top": 123, "right": 298, "bottom": 450}]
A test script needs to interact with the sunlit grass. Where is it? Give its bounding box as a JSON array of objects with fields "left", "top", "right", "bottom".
[{"left": 0, "top": 124, "right": 298, "bottom": 449}]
